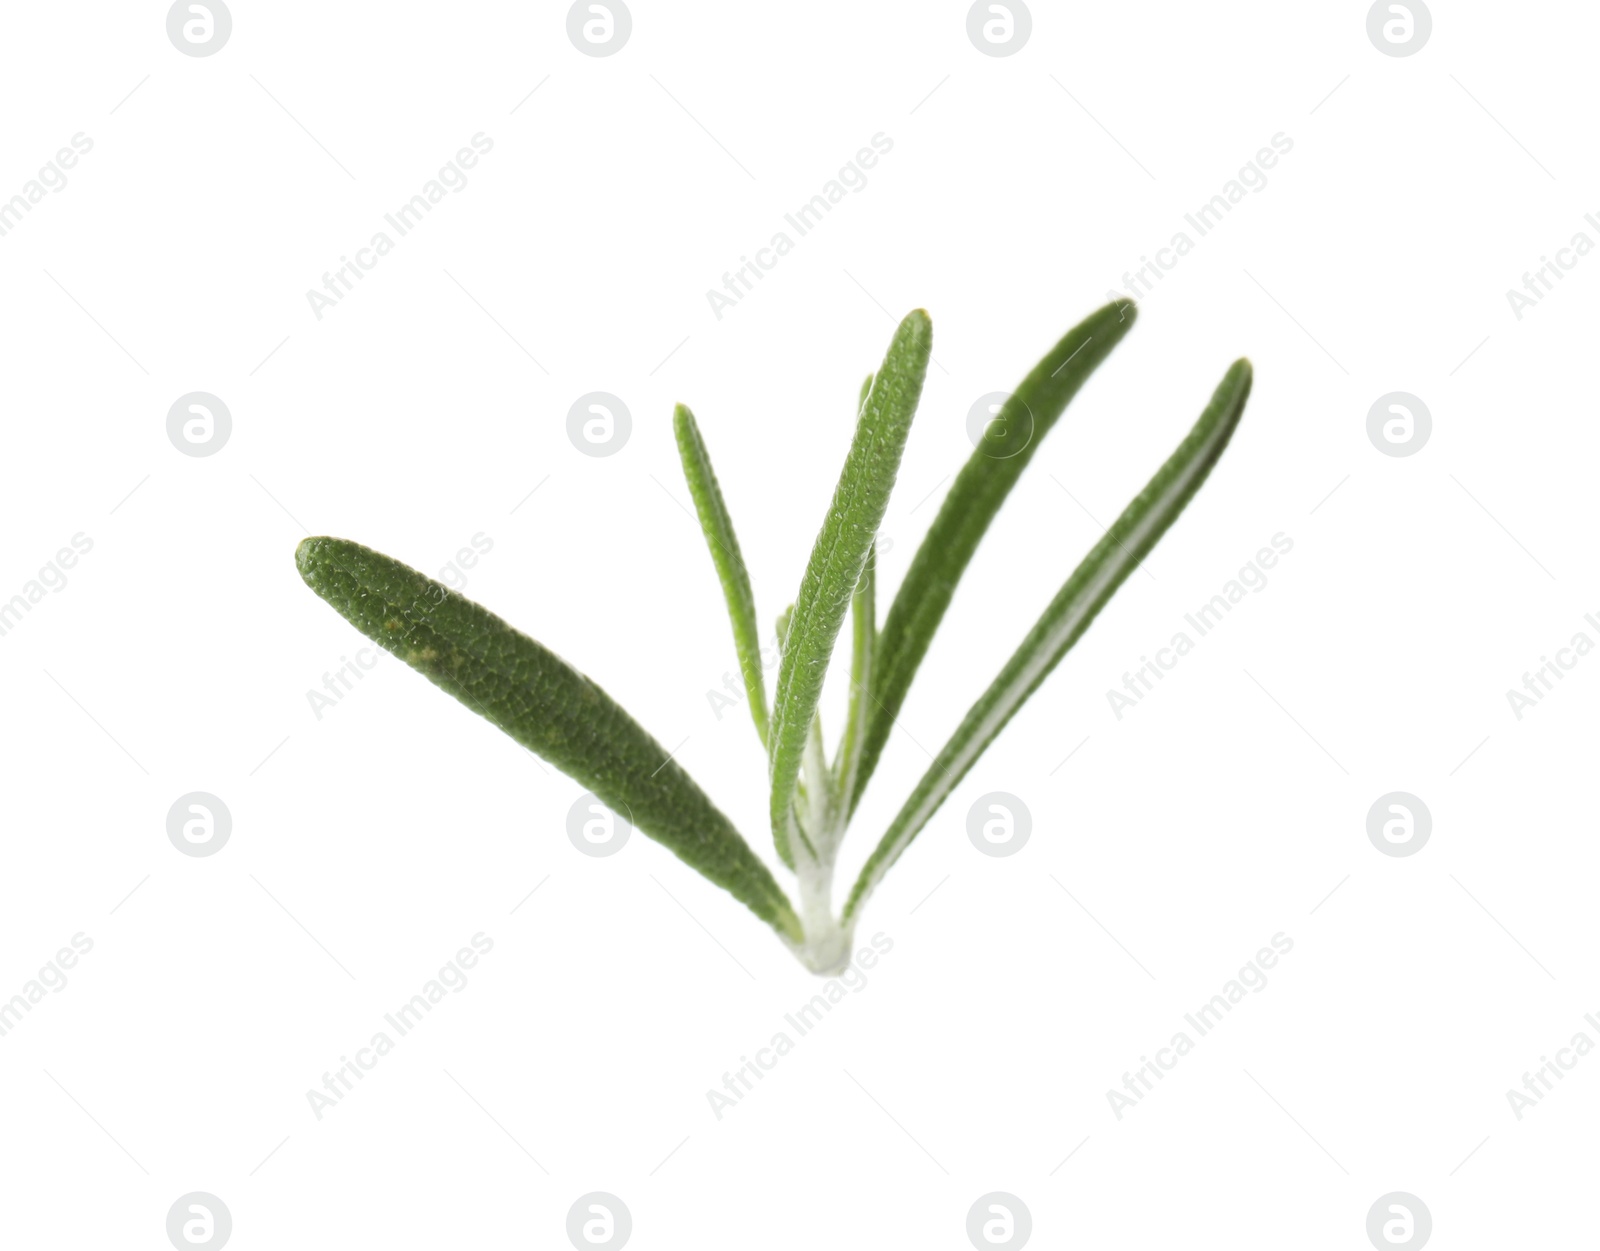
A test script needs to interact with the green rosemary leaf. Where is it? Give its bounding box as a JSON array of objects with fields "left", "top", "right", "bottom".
[
  {"left": 844, "top": 358, "right": 1252, "bottom": 920},
  {"left": 768, "top": 309, "right": 931, "bottom": 866},
  {"left": 833, "top": 542, "right": 876, "bottom": 820},
  {"left": 799, "top": 710, "right": 830, "bottom": 852},
  {"left": 673, "top": 403, "right": 769, "bottom": 745},
  {"left": 848, "top": 300, "right": 1138, "bottom": 818},
  {"left": 296, "top": 536, "right": 802, "bottom": 942},
  {"left": 771, "top": 601, "right": 816, "bottom": 866}
]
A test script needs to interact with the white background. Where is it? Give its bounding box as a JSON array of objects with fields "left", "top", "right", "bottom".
[{"left": 0, "top": 1, "right": 1594, "bottom": 1247}]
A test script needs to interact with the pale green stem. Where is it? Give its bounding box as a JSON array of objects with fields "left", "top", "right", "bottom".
[{"left": 789, "top": 706, "right": 861, "bottom": 972}]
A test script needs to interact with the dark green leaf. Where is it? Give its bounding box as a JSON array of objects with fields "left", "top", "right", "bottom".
[
  {"left": 844, "top": 358, "right": 1252, "bottom": 919},
  {"left": 767, "top": 310, "right": 932, "bottom": 865},
  {"left": 673, "top": 403, "right": 769, "bottom": 744},
  {"left": 847, "top": 300, "right": 1138, "bottom": 817},
  {"left": 296, "top": 537, "right": 802, "bottom": 942}
]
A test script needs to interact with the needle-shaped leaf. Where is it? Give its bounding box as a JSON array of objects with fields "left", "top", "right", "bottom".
[
  {"left": 296, "top": 536, "right": 802, "bottom": 943},
  {"left": 830, "top": 373, "right": 879, "bottom": 826},
  {"left": 844, "top": 358, "right": 1252, "bottom": 920},
  {"left": 833, "top": 541, "right": 875, "bottom": 818},
  {"left": 770, "top": 603, "right": 819, "bottom": 862},
  {"left": 768, "top": 309, "right": 931, "bottom": 866},
  {"left": 673, "top": 403, "right": 769, "bottom": 745},
  {"left": 846, "top": 300, "right": 1138, "bottom": 818}
]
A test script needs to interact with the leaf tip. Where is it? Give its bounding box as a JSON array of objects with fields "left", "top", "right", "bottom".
[
  {"left": 890, "top": 308, "right": 934, "bottom": 364},
  {"left": 295, "top": 535, "right": 333, "bottom": 581}
]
